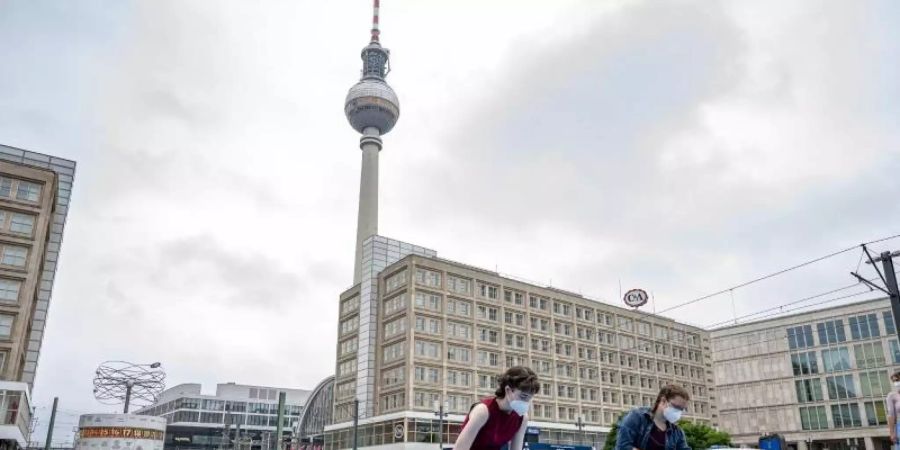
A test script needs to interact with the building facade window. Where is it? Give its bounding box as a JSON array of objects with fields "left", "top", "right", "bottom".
[
  {"left": 853, "top": 342, "right": 885, "bottom": 369},
  {"left": 8, "top": 214, "right": 34, "bottom": 236},
  {"left": 884, "top": 311, "right": 896, "bottom": 335},
  {"left": 529, "top": 295, "right": 549, "bottom": 311},
  {"left": 385, "top": 270, "right": 408, "bottom": 292},
  {"left": 447, "top": 322, "right": 472, "bottom": 341},
  {"left": 446, "top": 275, "right": 472, "bottom": 295},
  {"left": 816, "top": 320, "right": 847, "bottom": 345},
  {"left": 826, "top": 374, "right": 857, "bottom": 400},
  {"left": 341, "top": 296, "right": 360, "bottom": 315},
  {"left": 383, "top": 341, "right": 405, "bottom": 363},
  {"left": 890, "top": 340, "right": 900, "bottom": 365},
  {"left": 415, "top": 268, "right": 441, "bottom": 288},
  {"left": 799, "top": 406, "right": 828, "bottom": 430},
  {"left": 384, "top": 317, "right": 406, "bottom": 338},
  {"left": 787, "top": 325, "right": 815, "bottom": 349},
  {"left": 414, "top": 316, "right": 442, "bottom": 335},
  {"left": 447, "top": 298, "right": 472, "bottom": 317},
  {"left": 0, "top": 245, "right": 27, "bottom": 268},
  {"left": 414, "top": 366, "right": 441, "bottom": 384},
  {"left": 831, "top": 403, "right": 862, "bottom": 428},
  {"left": 477, "top": 351, "right": 499, "bottom": 368},
  {"left": 0, "top": 279, "right": 20, "bottom": 304},
  {"left": 384, "top": 293, "right": 407, "bottom": 316},
  {"left": 414, "top": 292, "right": 442, "bottom": 312},
  {"left": 849, "top": 314, "right": 880, "bottom": 340},
  {"left": 795, "top": 379, "right": 823, "bottom": 403},
  {"left": 865, "top": 401, "right": 888, "bottom": 426},
  {"left": 15, "top": 181, "right": 41, "bottom": 202},
  {"left": 822, "top": 348, "right": 851, "bottom": 372},
  {"left": 447, "top": 345, "right": 471, "bottom": 363},
  {"left": 414, "top": 341, "right": 442, "bottom": 360},
  {"left": 791, "top": 352, "right": 819, "bottom": 376},
  {"left": 478, "top": 282, "right": 499, "bottom": 300},
  {"left": 0, "top": 315, "right": 13, "bottom": 338},
  {"left": 476, "top": 305, "right": 498, "bottom": 322},
  {"left": 859, "top": 370, "right": 890, "bottom": 397}
]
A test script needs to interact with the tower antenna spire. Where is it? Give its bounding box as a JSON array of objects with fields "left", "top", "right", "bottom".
[
  {"left": 371, "top": 0, "right": 380, "bottom": 43},
  {"left": 345, "top": 0, "right": 400, "bottom": 284}
]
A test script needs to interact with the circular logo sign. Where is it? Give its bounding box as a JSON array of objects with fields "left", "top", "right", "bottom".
[
  {"left": 393, "top": 424, "right": 405, "bottom": 440},
  {"left": 623, "top": 289, "right": 649, "bottom": 308}
]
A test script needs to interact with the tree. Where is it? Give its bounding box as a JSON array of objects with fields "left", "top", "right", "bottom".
[
  {"left": 677, "top": 421, "right": 732, "bottom": 450},
  {"left": 603, "top": 413, "right": 627, "bottom": 450},
  {"left": 601, "top": 414, "right": 731, "bottom": 450}
]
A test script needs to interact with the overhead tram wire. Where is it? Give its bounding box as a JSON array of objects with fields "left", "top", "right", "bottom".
[
  {"left": 605, "top": 233, "right": 900, "bottom": 355},
  {"left": 709, "top": 308, "right": 899, "bottom": 358},
  {"left": 607, "top": 266, "right": 900, "bottom": 358}
]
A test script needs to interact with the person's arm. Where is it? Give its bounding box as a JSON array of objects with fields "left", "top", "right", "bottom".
[
  {"left": 888, "top": 395, "right": 896, "bottom": 444},
  {"left": 615, "top": 410, "right": 641, "bottom": 450},
  {"left": 675, "top": 427, "right": 692, "bottom": 450},
  {"left": 454, "top": 404, "right": 490, "bottom": 450},
  {"left": 509, "top": 415, "right": 529, "bottom": 450}
]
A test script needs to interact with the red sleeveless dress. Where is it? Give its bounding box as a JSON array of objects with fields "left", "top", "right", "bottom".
[{"left": 460, "top": 397, "right": 524, "bottom": 450}]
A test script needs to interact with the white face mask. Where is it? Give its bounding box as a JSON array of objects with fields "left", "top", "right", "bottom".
[
  {"left": 506, "top": 388, "right": 530, "bottom": 415},
  {"left": 893, "top": 381, "right": 900, "bottom": 390},
  {"left": 663, "top": 406, "right": 683, "bottom": 423},
  {"left": 509, "top": 399, "right": 530, "bottom": 415}
]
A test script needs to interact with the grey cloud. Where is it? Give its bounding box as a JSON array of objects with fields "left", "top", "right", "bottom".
[{"left": 148, "top": 235, "right": 307, "bottom": 309}]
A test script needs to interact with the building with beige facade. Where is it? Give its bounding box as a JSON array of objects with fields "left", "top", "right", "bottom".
[
  {"left": 326, "top": 240, "right": 715, "bottom": 450},
  {"left": 712, "top": 297, "right": 898, "bottom": 450},
  {"left": 0, "top": 144, "right": 75, "bottom": 450}
]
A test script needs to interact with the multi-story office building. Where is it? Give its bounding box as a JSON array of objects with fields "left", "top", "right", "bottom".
[
  {"left": 712, "top": 297, "right": 898, "bottom": 450},
  {"left": 0, "top": 144, "right": 75, "bottom": 450},
  {"left": 0, "top": 145, "right": 75, "bottom": 385},
  {"left": 327, "top": 251, "right": 714, "bottom": 450},
  {"left": 136, "top": 383, "right": 310, "bottom": 450}
]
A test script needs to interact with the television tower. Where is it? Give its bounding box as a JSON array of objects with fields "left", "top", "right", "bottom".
[{"left": 345, "top": 0, "right": 400, "bottom": 284}]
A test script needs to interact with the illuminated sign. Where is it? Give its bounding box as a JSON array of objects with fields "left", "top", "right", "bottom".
[{"left": 80, "top": 427, "right": 165, "bottom": 441}]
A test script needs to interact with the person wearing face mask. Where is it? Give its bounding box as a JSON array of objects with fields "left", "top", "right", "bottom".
[
  {"left": 615, "top": 384, "right": 692, "bottom": 450},
  {"left": 886, "top": 370, "right": 900, "bottom": 447},
  {"left": 454, "top": 366, "right": 540, "bottom": 450}
]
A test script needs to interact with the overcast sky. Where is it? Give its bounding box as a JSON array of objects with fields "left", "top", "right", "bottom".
[{"left": 1, "top": 0, "right": 899, "bottom": 444}]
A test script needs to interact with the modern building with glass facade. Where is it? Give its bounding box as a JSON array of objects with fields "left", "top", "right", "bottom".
[
  {"left": 327, "top": 251, "right": 715, "bottom": 450},
  {"left": 711, "top": 297, "right": 898, "bottom": 450},
  {"left": 135, "top": 383, "right": 310, "bottom": 450}
]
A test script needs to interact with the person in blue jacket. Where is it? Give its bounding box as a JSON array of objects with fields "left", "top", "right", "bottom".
[{"left": 616, "top": 384, "right": 692, "bottom": 450}]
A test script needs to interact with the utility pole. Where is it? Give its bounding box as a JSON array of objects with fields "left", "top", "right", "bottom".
[
  {"left": 853, "top": 248, "right": 900, "bottom": 340},
  {"left": 352, "top": 399, "right": 359, "bottom": 450},
  {"left": 44, "top": 398, "right": 58, "bottom": 450},
  {"left": 275, "top": 392, "right": 286, "bottom": 450},
  {"left": 123, "top": 381, "right": 134, "bottom": 414},
  {"left": 433, "top": 400, "right": 448, "bottom": 450}
]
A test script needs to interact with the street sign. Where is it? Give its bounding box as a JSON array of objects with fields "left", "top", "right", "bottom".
[{"left": 623, "top": 289, "right": 649, "bottom": 308}]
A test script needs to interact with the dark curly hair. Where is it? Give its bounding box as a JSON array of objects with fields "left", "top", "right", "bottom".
[{"left": 494, "top": 366, "right": 540, "bottom": 398}]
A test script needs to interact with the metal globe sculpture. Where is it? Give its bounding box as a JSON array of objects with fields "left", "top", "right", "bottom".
[{"left": 92, "top": 361, "right": 166, "bottom": 413}]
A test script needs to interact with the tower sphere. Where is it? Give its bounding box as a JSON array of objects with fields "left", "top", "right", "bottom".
[{"left": 344, "top": 79, "right": 400, "bottom": 135}]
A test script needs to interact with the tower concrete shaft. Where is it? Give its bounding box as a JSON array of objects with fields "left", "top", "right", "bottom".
[{"left": 353, "top": 127, "right": 382, "bottom": 283}]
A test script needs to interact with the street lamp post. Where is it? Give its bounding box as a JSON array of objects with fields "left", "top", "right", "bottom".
[
  {"left": 575, "top": 416, "right": 585, "bottom": 446},
  {"left": 433, "top": 400, "right": 449, "bottom": 450}
]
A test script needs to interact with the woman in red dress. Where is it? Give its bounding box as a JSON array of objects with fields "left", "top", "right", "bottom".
[{"left": 454, "top": 366, "right": 540, "bottom": 450}]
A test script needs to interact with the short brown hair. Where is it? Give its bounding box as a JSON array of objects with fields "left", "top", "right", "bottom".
[
  {"left": 495, "top": 366, "right": 540, "bottom": 398},
  {"left": 892, "top": 370, "right": 900, "bottom": 381},
  {"left": 652, "top": 384, "right": 690, "bottom": 411}
]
